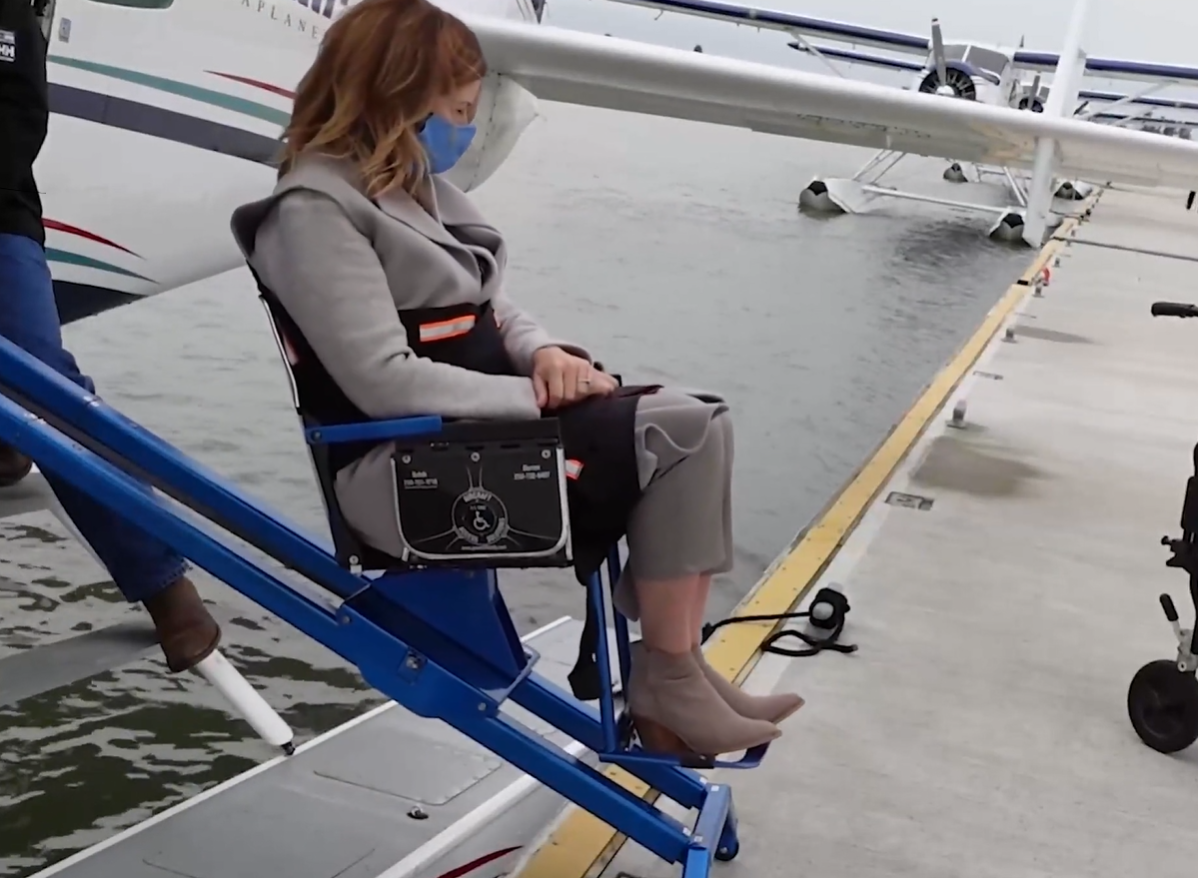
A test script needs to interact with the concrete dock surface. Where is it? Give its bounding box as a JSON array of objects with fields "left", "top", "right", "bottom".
[{"left": 599, "top": 185, "right": 1198, "bottom": 878}]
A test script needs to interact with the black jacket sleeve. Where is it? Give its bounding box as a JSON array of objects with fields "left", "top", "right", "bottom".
[{"left": 0, "top": 0, "right": 49, "bottom": 244}]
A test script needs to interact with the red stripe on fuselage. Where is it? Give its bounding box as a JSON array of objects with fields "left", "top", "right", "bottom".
[
  {"left": 206, "top": 71, "right": 296, "bottom": 100},
  {"left": 43, "top": 220, "right": 140, "bottom": 258},
  {"left": 433, "top": 846, "right": 522, "bottom": 878}
]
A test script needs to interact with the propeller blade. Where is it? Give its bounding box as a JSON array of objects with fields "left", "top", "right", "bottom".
[{"left": 931, "top": 18, "right": 948, "bottom": 88}]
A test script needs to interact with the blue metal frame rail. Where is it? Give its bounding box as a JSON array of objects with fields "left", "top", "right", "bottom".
[{"left": 0, "top": 334, "right": 762, "bottom": 877}]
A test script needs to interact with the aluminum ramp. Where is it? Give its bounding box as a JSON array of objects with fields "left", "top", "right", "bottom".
[{"left": 31, "top": 616, "right": 620, "bottom": 878}]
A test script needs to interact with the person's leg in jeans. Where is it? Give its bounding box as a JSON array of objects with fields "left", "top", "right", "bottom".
[{"left": 0, "top": 233, "right": 220, "bottom": 672}]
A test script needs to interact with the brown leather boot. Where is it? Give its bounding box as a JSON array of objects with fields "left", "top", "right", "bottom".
[
  {"left": 693, "top": 646, "right": 805, "bottom": 724},
  {"left": 0, "top": 443, "right": 33, "bottom": 488},
  {"left": 142, "top": 576, "right": 221, "bottom": 673}
]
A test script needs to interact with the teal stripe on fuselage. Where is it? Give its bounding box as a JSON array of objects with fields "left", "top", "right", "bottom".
[
  {"left": 46, "top": 249, "right": 153, "bottom": 283},
  {"left": 48, "top": 55, "right": 291, "bottom": 127}
]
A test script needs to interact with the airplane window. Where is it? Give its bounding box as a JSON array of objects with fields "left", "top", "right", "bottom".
[
  {"left": 926, "top": 45, "right": 967, "bottom": 71},
  {"left": 88, "top": 0, "right": 174, "bottom": 7},
  {"left": 965, "top": 47, "right": 1011, "bottom": 76}
]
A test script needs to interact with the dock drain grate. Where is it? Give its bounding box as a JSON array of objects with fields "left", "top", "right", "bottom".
[
  {"left": 972, "top": 370, "right": 1003, "bottom": 380},
  {"left": 885, "top": 491, "right": 934, "bottom": 511}
]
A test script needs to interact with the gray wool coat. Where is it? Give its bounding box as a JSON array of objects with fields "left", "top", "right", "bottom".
[{"left": 230, "top": 155, "right": 733, "bottom": 605}]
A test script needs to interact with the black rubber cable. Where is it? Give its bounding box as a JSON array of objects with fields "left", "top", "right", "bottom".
[{"left": 701, "top": 586, "right": 859, "bottom": 658}]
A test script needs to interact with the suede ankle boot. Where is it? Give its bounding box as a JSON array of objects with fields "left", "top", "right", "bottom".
[
  {"left": 627, "top": 642, "right": 780, "bottom": 760},
  {"left": 692, "top": 646, "right": 804, "bottom": 724}
]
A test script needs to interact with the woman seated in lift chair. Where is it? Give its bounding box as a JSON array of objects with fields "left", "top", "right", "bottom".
[{"left": 229, "top": 0, "right": 803, "bottom": 762}]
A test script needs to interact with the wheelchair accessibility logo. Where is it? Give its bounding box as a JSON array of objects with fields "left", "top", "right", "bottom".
[{"left": 451, "top": 487, "right": 511, "bottom": 548}]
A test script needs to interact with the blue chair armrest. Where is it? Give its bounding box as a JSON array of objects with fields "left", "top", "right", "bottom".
[{"left": 304, "top": 416, "right": 444, "bottom": 446}]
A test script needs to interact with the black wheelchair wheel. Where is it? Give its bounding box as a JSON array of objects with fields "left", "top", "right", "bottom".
[{"left": 1128, "top": 659, "right": 1198, "bottom": 753}]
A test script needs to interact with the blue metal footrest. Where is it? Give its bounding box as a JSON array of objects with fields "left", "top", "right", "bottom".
[
  {"left": 605, "top": 748, "right": 768, "bottom": 770},
  {"left": 604, "top": 710, "right": 771, "bottom": 769}
]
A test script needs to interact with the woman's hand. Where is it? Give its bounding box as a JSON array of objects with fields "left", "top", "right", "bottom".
[{"left": 532, "top": 346, "right": 618, "bottom": 409}]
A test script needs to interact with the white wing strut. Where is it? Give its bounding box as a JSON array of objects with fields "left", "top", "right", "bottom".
[
  {"left": 465, "top": 12, "right": 1198, "bottom": 194},
  {"left": 1024, "top": 0, "right": 1089, "bottom": 246}
]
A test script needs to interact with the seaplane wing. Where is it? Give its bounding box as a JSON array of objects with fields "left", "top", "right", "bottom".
[
  {"left": 801, "top": 41, "right": 1198, "bottom": 95},
  {"left": 788, "top": 46, "right": 926, "bottom": 75},
  {"left": 790, "top": 45, "right": 1198, "bottom": 118},
  {"left": 593, "top": 0, "right": 932, "bottom": 53},
  {"left": 1014, "top": 51, "right": 1198, "bottom": 86},
  {"left": 470, "top": 16, "right": 1198, "bottom": 188},
  {"left": 603, "top": 0, "right": 1198, "bottom": 86}
]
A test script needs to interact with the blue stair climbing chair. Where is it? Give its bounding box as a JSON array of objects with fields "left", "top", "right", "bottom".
[{"left": 0, "top": 292, "right": 770, "bottom": 878}]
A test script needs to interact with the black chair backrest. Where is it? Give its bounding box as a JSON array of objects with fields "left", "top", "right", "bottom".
[{"left": 256, "top": 290, "right": 399, "bottom": 573}]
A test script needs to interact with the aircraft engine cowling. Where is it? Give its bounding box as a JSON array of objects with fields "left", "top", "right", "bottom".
[
  {"left": 445, "top": 73, "right": 540, "bottom": 192},
  {"left": 918, "top": 61, "right": 978, "bottom": 100}
]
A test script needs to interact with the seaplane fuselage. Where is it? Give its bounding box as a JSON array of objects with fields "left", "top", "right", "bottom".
[{"left": 40, "top": 0, "right": 540, "bottom": 326}]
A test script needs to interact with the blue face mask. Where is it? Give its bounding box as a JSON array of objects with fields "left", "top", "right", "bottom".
[{"left": 417, "top": 114, "right": 477, "bottom": 175}]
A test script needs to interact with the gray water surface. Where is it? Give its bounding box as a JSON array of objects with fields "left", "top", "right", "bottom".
[{"left": 0, "top": 102, "right": 1035, "bottom": 874}]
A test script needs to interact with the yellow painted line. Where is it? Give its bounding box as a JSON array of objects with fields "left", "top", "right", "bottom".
[{"left": 516, "top": 199, "right": 1095, "bottom": 878}]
